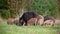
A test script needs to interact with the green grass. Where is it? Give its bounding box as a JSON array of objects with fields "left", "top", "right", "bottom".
[{"left": 0, "top": 21, "right": 60, "bottom": 34}]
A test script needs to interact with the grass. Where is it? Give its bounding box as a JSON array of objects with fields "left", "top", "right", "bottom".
[{"left": 0, "top": 21, "right": 60, "bottom": 34}]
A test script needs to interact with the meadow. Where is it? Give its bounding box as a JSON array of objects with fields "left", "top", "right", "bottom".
[{"left": 0, "top": 21, "right": 60, "bottom": 34}]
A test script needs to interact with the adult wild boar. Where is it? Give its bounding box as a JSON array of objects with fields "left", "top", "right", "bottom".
[{"left": 19, "top": 12, "right": 39, "bottom": 26}]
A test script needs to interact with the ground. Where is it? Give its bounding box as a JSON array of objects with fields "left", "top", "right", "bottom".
[{"left": 0, "top": 21, "right": 60, "bottom": 34}]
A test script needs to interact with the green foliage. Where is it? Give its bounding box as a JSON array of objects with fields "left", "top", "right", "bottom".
[
  {"left": 0, "top": 0, "right": 19, "bottom": 19},
  {"left": 0, "top": 9, "right": 10, "bottom": 19},
  {"left": 9, "top": 10, "right": 18, "bottom": 18},
  {"left": 27, "top": 0, "right": 58, "bottom": 17},
  {"left": 0, "top": 0, "right": 59, "bottom": 18},
  {"left": 0, "top": 0, "right": 8, "bottom": 9},
  {"left": 0, "top": 9, "right": 18, "bottom": 19},
  {"left": 0, "top": 0, "right": 11, "bottom": 19}
]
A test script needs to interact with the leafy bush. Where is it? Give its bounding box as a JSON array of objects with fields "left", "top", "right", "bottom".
[
  {"left": 0, "top": 0, "right": 8, "bottom": 9},
  {"left": 27, "top": 0, "right": 58, "bottom": 18},
  {"left": 0, "top": 9, "right": 10, "bottom": 19}
]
